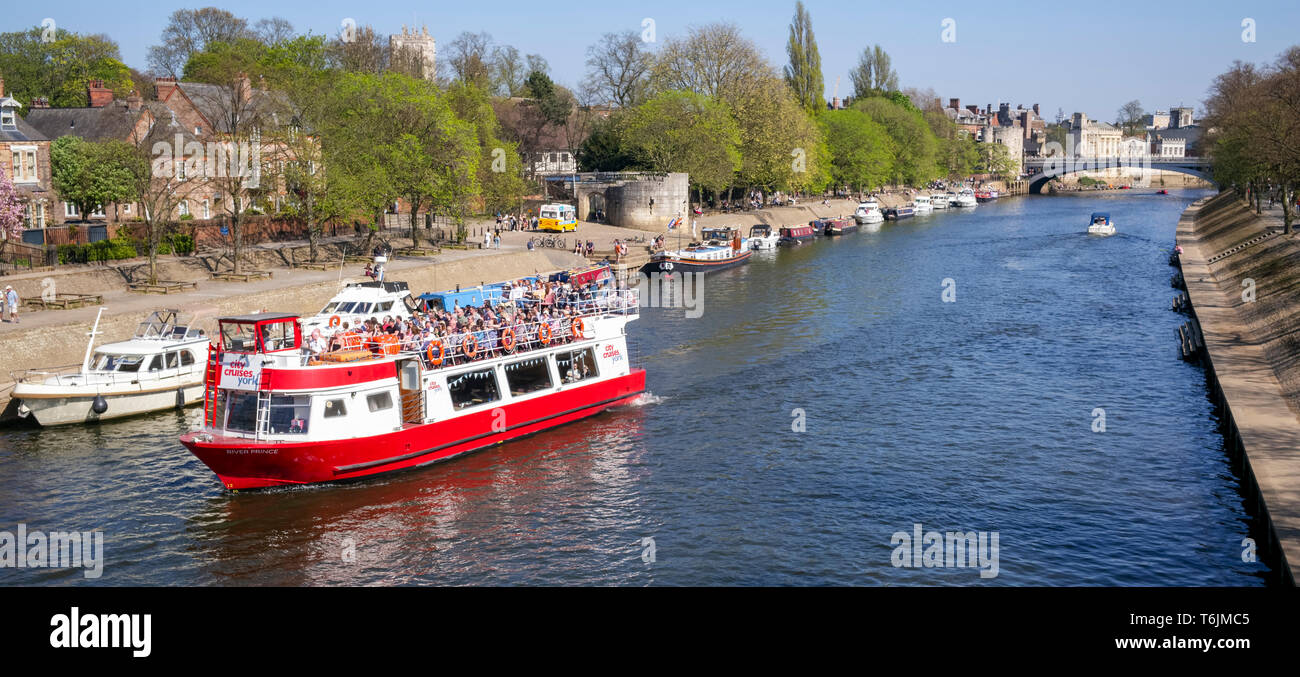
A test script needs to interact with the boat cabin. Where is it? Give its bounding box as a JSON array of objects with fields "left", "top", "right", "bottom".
[
  {"left": 1090, "top": 212, "right": 1112, "bottom": 226},
  {"left": 219, "top": 313, "right": 303, "bottom": 355},
  {"left": 749, "top": 225, "right": 773, "bottom": 238}
]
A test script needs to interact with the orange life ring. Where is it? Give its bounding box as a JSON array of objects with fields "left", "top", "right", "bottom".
[
  {"left": 500, "top": 328, "right": 516, "bottom": 352},
  {"left": 463, "top": 334, "right": 479, "bottom": 360},
  {"left": 328, "top": 315, "right": 342, "bottom": 328},
  {"left": 427, "top": 340, "right": 444, "bottom": 366},
  {"left": 538, "top": 323, "right": 552, "bottom": 346},
  {"left": 571, "top": 318, "right": 585, "bottom": 338}
]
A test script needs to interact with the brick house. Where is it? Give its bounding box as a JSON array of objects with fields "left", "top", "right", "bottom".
[{"left": 0, "top": 77, "right": 54, "bottom": 234}]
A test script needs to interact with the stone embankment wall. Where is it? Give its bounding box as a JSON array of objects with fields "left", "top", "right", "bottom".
[{"left": 0, "top": 249, "right": 586, "bottom": 415}]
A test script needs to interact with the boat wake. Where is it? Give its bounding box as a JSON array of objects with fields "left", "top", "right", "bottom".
[{"left": 623, "top": 392, "right": 665, "bottom": 408}]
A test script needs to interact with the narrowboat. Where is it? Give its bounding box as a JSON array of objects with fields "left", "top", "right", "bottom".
[
  {"left": 884, "top": 205, "right": 915, "bottom": 220},
  {"left": 641, "top": 235, "right": 752, "bottom": 274},
  {"left": 822, "top": 217, "right": 859, "bottom": 236},
  {"left": 778, "top": 224, "right": 818, "bottom": 246}
]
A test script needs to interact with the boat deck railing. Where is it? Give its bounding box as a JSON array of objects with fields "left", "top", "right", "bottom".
[{"left": 304, "top": 289, "right": 640, "bottom": 370}]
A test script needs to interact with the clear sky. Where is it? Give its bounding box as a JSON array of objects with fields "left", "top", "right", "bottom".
[{"left": 8, "top": 0, "right": 1299, "bottom": 121}]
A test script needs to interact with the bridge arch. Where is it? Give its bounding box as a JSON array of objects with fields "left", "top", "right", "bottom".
[{"left": 1024, "top": 157, "right": 1213, "bottom": 194}]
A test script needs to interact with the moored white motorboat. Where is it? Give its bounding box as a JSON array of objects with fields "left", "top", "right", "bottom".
[
  {"left": 748, "top": 224, "right": 780, "bottom": 250},
  {"left": 854, "top": 200, "right": 885, "bottom": 224},
  {"left": 11, "top": 309, "right": 210, "bottom": 426},
  {"left": 930, "top": 194, "right": 950, "bottom": 210},
  {"left": 303, "top": 281, "right": 418, "bottom": 336},
  {"left": 913, "top": 195, "right": 934, "bottom": 213},
  {"left": 953, "top": 189, "right": 978, "bottom": 208}
]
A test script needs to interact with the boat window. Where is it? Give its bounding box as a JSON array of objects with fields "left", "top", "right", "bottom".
[
  {"left": 225, "top": 392, "right": 258, "bottom": 432},
  {"left": 148, "top": 355, "right": 164, "bottom": 372},
  {"left": 323, "top": 399, "right": 347, "bottom": 418},
  {"left": 268, "top": 395, "right": 311, "bottom": 434},
  {"left": 448, "top": 368, "right": 501, "bottom": 410},
  {"left": 221, "top": 322, "right": 258, "bottom": 352},
  {"left": 260, "top": 322, "right": 295, "bottom": 352},
  {"left": 376, "top": 301, "right": 394, "bottom": 312},
  {"left": 505, "top": 357, "right": 553, "bottom": 396},
  {"left": 366, "top": 391, "right": 393, "bottom": 413},
  {"left": 181, "top": 351, "right": 195, "bottom": 367},
  {"left": 556, "top": 347, "right": 598, "bottom": 384},
  {"left": 113, "top": 356, "right": 144, "bottom": 373}
]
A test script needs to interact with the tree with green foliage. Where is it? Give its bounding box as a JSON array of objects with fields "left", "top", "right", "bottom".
[
  {"left": 620, "top": 91, "right": 741, "bottom": 209},
  {"left": 852, "top": 96, "right": 938, "bottom": 185},
  {"left": 576, "top": 116, "right": 635, "bottom": 172},
  {"left": 49, "top": 137, "right": 136, "bottom": 222},
  {"left": 784, "top": 1, "right": 824, "bottom": 115},
  {"left": 978, "top": 142, "right": 1018, "bottom": 181},
  {"left": 0, "top": 27, "right": 134, "bottom": 107},
  {"left": 446, "top": 81, "right": 527, "bottom": 217},
  {"left": 732, "top": 76, "right": 826, "bottom": 194},
  {"left": 849, "top": 45, "right": 898, "bottom": 99},
  {"left": 819, "top": 109, "right": 895, "bottom": 191}
]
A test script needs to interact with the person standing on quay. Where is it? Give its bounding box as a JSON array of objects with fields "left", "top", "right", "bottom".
[{"left": 4, "top": 285, "right": 18, "bottom": 323}]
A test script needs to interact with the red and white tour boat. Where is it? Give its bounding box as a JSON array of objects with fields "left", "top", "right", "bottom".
[{"left": 180, "top": 288, "right": 645, "bottom": 490}]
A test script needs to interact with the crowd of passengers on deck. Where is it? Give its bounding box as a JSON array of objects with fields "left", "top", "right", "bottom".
[{"left": 303, "top": 277, "right": 632, "bottom": 367}]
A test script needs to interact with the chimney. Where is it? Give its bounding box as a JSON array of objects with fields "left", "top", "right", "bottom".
[
  {"left": 0, "top": 76, "right": 5, "bottom": 98},
  {"left": 986, "top": 104, "right": 993, "bottom": 115},
  {"left": 236, "top": 72, "right": 252, "bottom": 102},
  {"left": 126, "top": 92, "right": 143, "bottom": 112},
  {"left": 88, "top": 79, "right": 113, "bottom": 108},
  {"left": 949, "top": 98, "right": 960, "bottom": 110},
  {"left": 967, "top": 105, "right": 979, "bottom": 115},
  {"left": 832, "top": 97, "right": 841, "bottom": 110},
  {"left": 1032, "top": 103, "right": 1040, "bottom": 116},
  {"left": 155, "top": 76, "right": 178, "bottom": 101}
]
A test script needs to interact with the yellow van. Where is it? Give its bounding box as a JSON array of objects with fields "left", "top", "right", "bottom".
[{"left": 538, "top": 204, "right": 577, "bottom": 232}]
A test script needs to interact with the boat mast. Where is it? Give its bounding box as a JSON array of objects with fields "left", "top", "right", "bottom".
[{"left": 81, "top": 307, "right": 105, "bottom": 374}]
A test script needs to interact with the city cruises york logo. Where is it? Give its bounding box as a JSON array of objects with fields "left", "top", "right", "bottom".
[
  {"left": 221, "top": 356, "right": 260, "bottom": 390},
  {"left": 890, "top": 523, "right": 1000, "bottom": 579},
  {"left": 602, "top": 344, "right": 623, "bottom": 363},
  {"left": 0, "top": 524, "right": 104, "bottom": 579}
]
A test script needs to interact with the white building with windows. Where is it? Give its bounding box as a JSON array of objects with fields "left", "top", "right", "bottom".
[{"left": 1068, "top": 112, "right": 1122, "bottom": 157}]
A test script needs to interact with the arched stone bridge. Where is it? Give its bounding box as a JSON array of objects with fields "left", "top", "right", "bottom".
[{"left": 1022, "top": 156, "right": 1213, "bottom": 193}]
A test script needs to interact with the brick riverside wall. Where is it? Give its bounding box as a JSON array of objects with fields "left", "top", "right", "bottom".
[{"left": 0, "top": 249, "right": 587, "bottom": 416}]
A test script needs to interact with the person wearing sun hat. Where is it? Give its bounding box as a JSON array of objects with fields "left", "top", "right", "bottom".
[{"left": 3, "top": 285, "right": 17, "bottom": 323}]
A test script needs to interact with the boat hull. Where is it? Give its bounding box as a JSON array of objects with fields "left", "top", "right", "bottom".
[
  {"left": 180, "top": 370, "right": 647, "bottom": 490},
  {"left": 640, "top": 250, "right": 752, "bottom": 274},
  {"left": 15, "top": 384, "right": 204, "bottom": 426}
]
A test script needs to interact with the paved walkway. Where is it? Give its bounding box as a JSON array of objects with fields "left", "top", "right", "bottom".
[{"left": 1178, "top": 196, "right": 1300, "bottom": 584}]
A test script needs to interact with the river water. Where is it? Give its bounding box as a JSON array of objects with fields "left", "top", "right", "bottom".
[{"left": 0, "top": 187, "right": 1268, "bottom": 586}]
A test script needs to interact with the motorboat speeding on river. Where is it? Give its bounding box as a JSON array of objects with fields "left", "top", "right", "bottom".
[
  {"left": 1088, "top": 212, "right": 1116, "bottom": 236},
  {"left": 11, "top": 309, "right": 209, "bottom": 426}
]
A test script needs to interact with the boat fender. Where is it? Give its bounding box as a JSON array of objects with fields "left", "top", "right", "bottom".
[
  {"left": 328, "top": 315, "right": 342, "bottom": 328},
  {"left": 92, "top": 395, "right": 109, "bottom": 415}
]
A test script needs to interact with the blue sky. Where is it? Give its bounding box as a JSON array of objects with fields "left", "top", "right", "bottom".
[{"left": 7, "top": 0, "right": 1299, "bottom": 121}]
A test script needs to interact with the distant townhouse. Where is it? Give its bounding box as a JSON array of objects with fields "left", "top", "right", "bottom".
[{"left": 0, "top": 77, "right": 53, "bottom": 233}]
